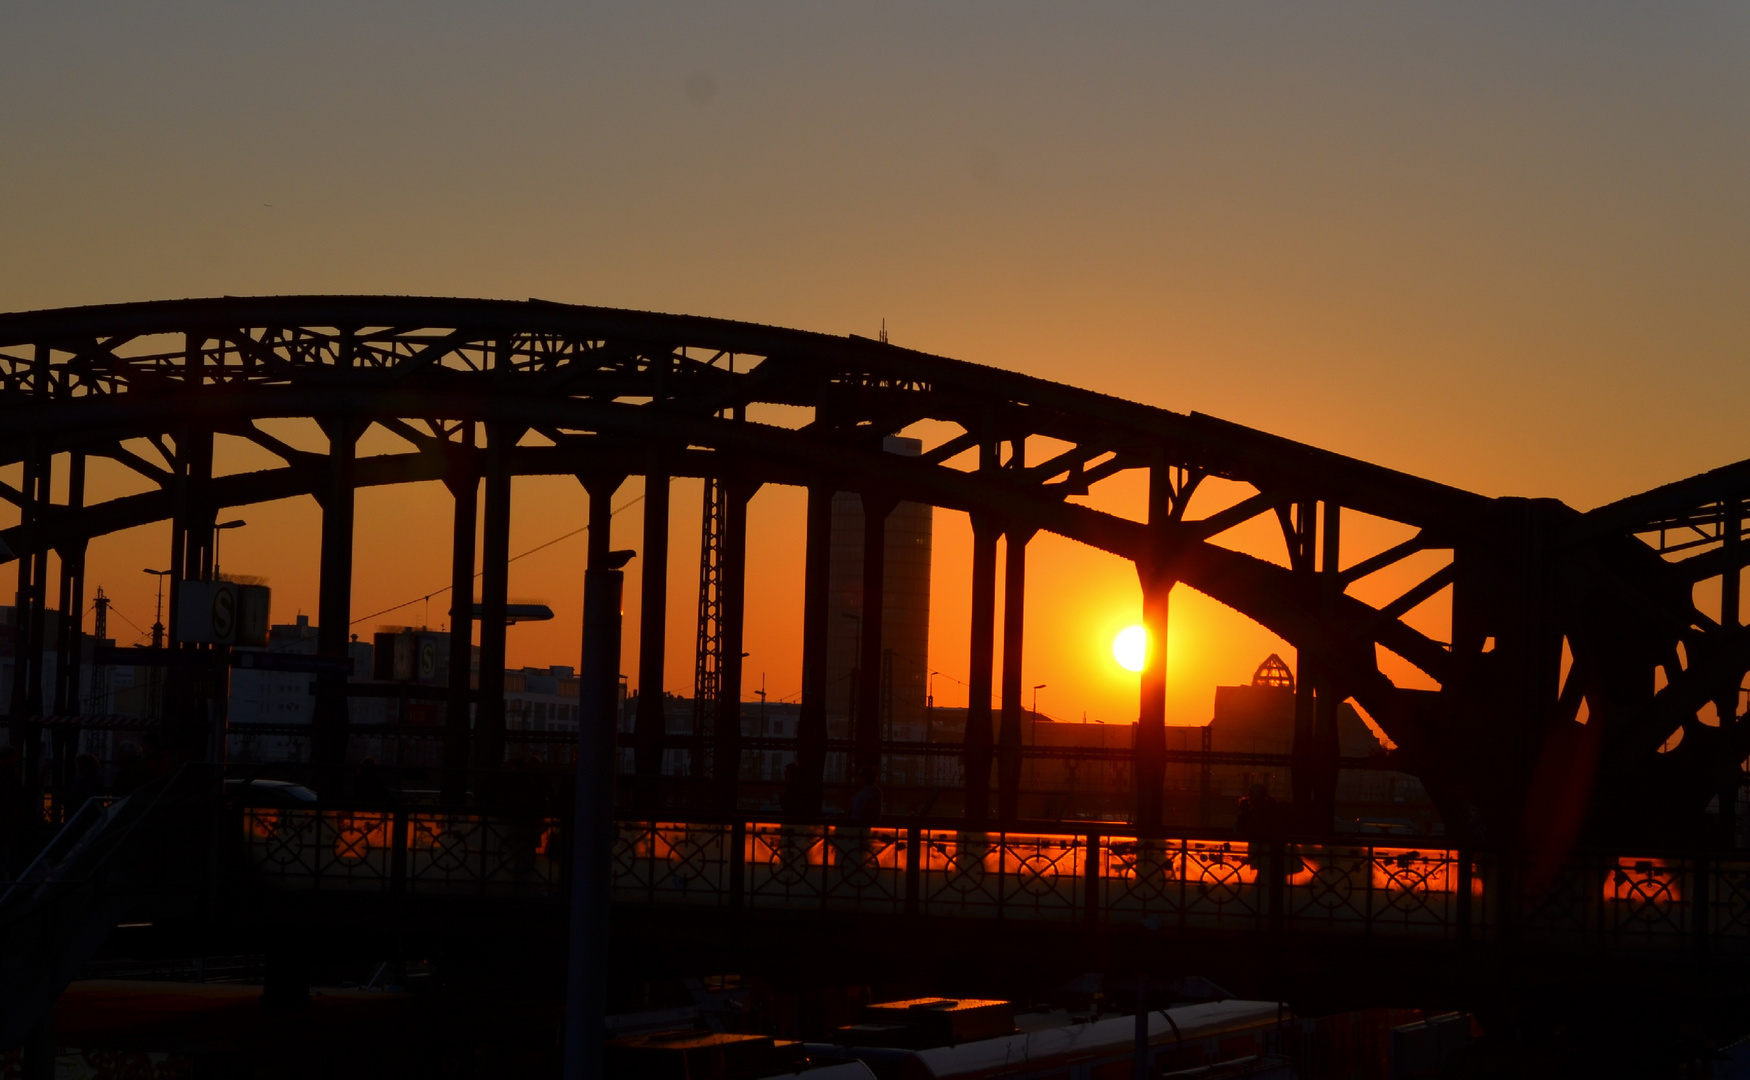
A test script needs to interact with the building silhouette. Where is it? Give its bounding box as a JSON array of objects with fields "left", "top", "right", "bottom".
[{"left": 822, "top": 436, "right": 933, "bottom": 771}]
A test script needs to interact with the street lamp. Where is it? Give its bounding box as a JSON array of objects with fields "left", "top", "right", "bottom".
[
  {"left": 1031, "top": 683, "right": 1047, "bottom": 716},
  {"left": 142, "top": 568, "right": 173, "bottom": 647},
  {"left": 213, "top": 519, "right": 246, "bottom": 580}
]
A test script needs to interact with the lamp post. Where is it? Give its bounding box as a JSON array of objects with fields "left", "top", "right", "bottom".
[
  {"left": 142, "top": 568, "right": 173, "bottom": 648},
  {"left": 143, "top": 567, "right": 174, "bottom": 724},
  {"left": 565, "top": 548, "right": 635, "bottom": 1080},
  {"left": 1032, "top": 684, "right": 1046, "bottom": 716},
  {"left": 212, "top": 519, "right": 246, "bottom": 580}
]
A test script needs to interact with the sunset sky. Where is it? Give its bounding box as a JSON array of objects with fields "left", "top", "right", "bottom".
[{"left": 2, "top": 4, "right": 1745, "bottom": 727}]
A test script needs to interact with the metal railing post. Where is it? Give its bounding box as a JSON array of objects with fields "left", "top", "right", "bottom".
[
  {"left": 905, "top": 825, "right": 921, "bottom": 917},
  {"left": 1455, "top": 848, "right": 1472, "bottom": 946},
  {"left": 1267, "top": 841, "right": 1285, "bottom": 936},
  {"left": 730, "top": 820, "right": 746, "bottom": 908},
  {"left": 1083, "top": 832, "right": 1101, "bottom": 925},
  {"left": 1693, "top": 854, "right": 1710, "bottom": 955},
  {"left": 390, "top": 807, "right": 408, "bottom": 897}
]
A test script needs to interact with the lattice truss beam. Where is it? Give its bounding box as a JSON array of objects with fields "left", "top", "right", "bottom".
[{"left": 0, "top": 297, "right": 1745, "bottom": 841}]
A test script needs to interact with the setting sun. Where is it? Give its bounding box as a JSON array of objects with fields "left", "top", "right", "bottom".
[{"left": 1113, "top": 625, "right": 1147, "bottom": 673}]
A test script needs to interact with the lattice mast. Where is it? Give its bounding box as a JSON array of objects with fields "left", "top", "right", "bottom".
[
  {"left": 691, "top": 478, "right": 726, "bottom": 779},
  {"left": 91, "top": 587, "right": 110, "bottom": 714}
]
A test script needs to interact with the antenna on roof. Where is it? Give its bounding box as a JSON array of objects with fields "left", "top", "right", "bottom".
[{"left": 878, "top": 318, "right": 888, "bottom": 344}]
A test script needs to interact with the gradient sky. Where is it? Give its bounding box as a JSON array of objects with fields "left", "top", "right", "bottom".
[{"left": 2, "top": 3, "right": 1746, "bottom": 726}]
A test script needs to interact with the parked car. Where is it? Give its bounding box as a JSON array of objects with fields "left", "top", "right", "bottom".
[{"left": 224, "top": 778, "right": 319, "bottom": 808}]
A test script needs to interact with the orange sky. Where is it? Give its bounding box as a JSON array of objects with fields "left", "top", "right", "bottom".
[{"left": 2, "top": 4, "right": 1745, "bottom": 726}]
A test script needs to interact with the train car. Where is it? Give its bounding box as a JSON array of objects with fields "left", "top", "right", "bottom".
[{"left": 809, "top": 999, "right": 1295, "bottom": 1080}]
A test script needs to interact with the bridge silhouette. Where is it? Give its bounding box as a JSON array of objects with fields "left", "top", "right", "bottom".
[{"left": 4, "top": 296, "right": 1750, "bottom": 1055}]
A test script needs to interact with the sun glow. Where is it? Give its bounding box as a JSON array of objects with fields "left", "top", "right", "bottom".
[{"left": 1113, "top": 625, "right": 1147, "bottom": 673}]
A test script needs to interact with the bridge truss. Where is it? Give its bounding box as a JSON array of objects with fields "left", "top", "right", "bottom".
[{"left": 1, "top": 296, "right": 1747, "bottom": 853}]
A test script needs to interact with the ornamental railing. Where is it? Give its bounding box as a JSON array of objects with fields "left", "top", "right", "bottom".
[{"left": 239, "top": 808, "right": 1750, "bottom": 954}]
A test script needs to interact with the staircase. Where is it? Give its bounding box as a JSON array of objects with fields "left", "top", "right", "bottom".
[{"left": 0, "top": 765, "right": 221, "bottom": 1047}]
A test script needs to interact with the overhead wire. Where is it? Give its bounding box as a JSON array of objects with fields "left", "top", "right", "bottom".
[
  {"left": 99, "top": 600, "right": 152, "bottom": 644},
  {"left": 349, "top": 493, "right": 647, "bottom": 627}
]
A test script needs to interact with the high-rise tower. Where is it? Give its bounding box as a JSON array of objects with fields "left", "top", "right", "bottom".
[{"left": 823, "top": 436, "right": 933, "bottom": 748}]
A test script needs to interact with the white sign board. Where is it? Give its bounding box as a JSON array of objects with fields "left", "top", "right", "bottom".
[{"left": 176, "top": 580, "right": 270, "bottom": 646}]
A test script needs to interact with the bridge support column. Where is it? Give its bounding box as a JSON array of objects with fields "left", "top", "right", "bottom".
[
  {"left": 715, "top": 480, "right": 754, "bottom": 811},
  {"left": 634, "top": 471, "right": 670, "bottom": 812},
  {"left": 160, "top": 427, "right": 217, "bottom": 763},
  {"left": 472, "top": 424, "right": 515, "bottom": 777},
  {"left": 1135, "top": 465, "right": 1177, "bottom": 830},
  {"left": 564, "top": 537, "right": 632, "bottom": 1080},
  {"left": 163, "top": 430, "right": 190, "bottom": 745},
  {"left": 582, "top": 473, "right": 627, "bottom": 779},
  {"left": 855, "top": 492, "right": 896, "bottom": 787},
  {"left": 998, "top": 528, "right": 1031, "bottom": 826},
  {"left": 1288, "top": 500, "right": 1318, "bottom": 827},
  {"left": 9, "top": 442, "right": 49, "bottom": 805},
  {"left": 1719, "top": 498, "right": 1741, "bottom": 848},
  {"left": 441, "top": 438, "right": 478, "bottom": 805},
  {"left": 313, "top": 419, "right": 358, "bottom": 772},
  {"left": 1310, "top": 504, "right": 1343, "bottom": 831},
  {"left": 53, "top": 454, "right": 86, "bottom": 717},
  {"left": 1136, "top": 555, "right": 1170, "bottom": 830},
  {"left": 963, "top": 516, "right": 999, "bottom": 824},
  {"left": 797, "top": 485, "right": 833, "bottom": 814},
  {"left": 174, "top": 432, "right": 222, "bottom": 764},
  {"left": 52, "top": 454, "right": 86, "bottom": 819}
]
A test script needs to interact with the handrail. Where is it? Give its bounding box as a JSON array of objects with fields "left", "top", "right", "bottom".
[
  {"left": 0, "top": 764, "right": 215, "bottom": 918},
  {"left": 232, "top": 805, "right": 1750, "bottom": 955},
  {"left": 0, "top": 796, "right": 117, "bottom": 907}
]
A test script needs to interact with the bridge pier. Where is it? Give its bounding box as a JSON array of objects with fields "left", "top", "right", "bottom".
[
  {"left": 441, "top": 435, "right": 478, "bottom": 805},
  {"left": 313, "top": 418, "right": 358, "bottom": 772},
  {"left": 52, "top": 453, "right": 86, "bottom": 721},
  {"left": 855, "top": 491, "right": 895, "bottom": 786},
  {"left": 180, "top": 431, "right": 225, "bottom": 764},
  {"left": 51, "top": 453, "right": 86, "bottom": 819},
  {"left": 472, "top": 423, "right": 516, "bottom": 776},
  {"left": 1718, "top": 499, "right": 1741, "bottom": 848},
  {"left": 797, "top": 485, "right": 833, "bottom": 814},
  {"left": 1135, "top": 467, "right": 1176, "bottom": 829},
  {"left": 998, "top": 526, "right": 1030, "bottom": 825},
  {"left": 1287, "top": 500, "right": 1317, "bottom": 829},
  {"left": 1310, "top": 504, "right": 1343, "bottom": 831},
  {"left": 174, "top": 432, "right": 227, "bottom": 764},
  {"left": 633, "top": 470, "right": 670, "bottom": 812},
  {"left": 9, "top": 441, "right": 48, "bottom": 805},
  {"left": 964, "top": 516, "right": 999, "bottom": 823}
]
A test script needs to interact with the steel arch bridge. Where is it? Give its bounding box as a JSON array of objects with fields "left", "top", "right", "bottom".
[{"left": 1, "top": 296, "right": 1745, "bottom": 851}]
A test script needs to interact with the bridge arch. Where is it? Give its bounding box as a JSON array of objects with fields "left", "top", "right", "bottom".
[{"left": 2, "top": 296, "right": 1745, "bottom": 845}]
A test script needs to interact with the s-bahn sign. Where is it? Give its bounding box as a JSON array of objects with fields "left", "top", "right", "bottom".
[{"left": 175, "top": 580, "right": 271, "bottom": 647}]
